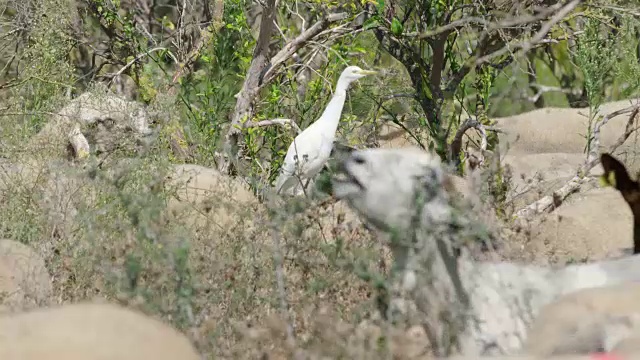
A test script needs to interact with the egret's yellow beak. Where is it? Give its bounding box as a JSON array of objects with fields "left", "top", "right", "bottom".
[{"left": 357, "top": 69, "right": 378, "bottom": 76}]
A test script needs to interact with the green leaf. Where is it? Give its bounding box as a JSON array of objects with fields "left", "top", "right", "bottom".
[
  {"left": 391, "top": 18, "right": 403, "bottom": 36},
  {"left": 376, "top": 0, "right": 385, "bottom": 13},
  {"left": 362, "top": 16, "right": 380, "bottom": 31}
]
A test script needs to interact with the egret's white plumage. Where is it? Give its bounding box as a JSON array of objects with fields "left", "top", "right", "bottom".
[{"left": 275, "top": 65, "right": 377, "bottom": 195}]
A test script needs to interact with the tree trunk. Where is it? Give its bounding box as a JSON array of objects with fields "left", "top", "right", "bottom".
[{"left": 217, "top": 0, "right": 277, "bottom": 175}]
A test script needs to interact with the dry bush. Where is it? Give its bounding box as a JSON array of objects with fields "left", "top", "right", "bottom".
[
  {"left": 230, "top": 308, "right": 430, "bottom": 359},
  {"left": 0, "top": 93, "right": 392, "bottom": 358}
]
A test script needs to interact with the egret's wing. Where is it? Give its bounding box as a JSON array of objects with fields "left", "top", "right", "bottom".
[
  {"left": 285, "top": 130, "right": 324, "bottom": 173},
  {"left": 275, "top": 129, "right": 323, "bottom": 193}
]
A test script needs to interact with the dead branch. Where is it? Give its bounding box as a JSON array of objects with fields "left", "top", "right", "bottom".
[
  {"left": 107, "top": 47, "right": 174, "bottom": 81},
  {"left": 513, "top": 104, "right": 640, "bottom": 220},
  {"left": 448, "top": 117, "right": 488, "bottom": 165},
  {"left": 587, "top": 101, "right": 640, "bottom": 166},
  {"left": 414, "top": 1, "right": 577, "bottom": 40},
  {"left": 474, "top": 0, "right": 583, "bottom": 65},
  {"left": 525, "top": 84, "right": 584, "bottom": 104},
  {"left": 247, "top": 118, "right": 302, "bottom": 134},
  {"left": 519, "top": 0, "right": 582, "bottom": 54},
  {"left": 261, "top": 12, "right": 348, "bottom": 86},
  {"left": 169, "top": 0, "right": 225, "bottom": 92}
]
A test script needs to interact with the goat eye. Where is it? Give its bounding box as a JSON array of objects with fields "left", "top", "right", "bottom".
[{"left": 352, "top": 155, "right": 366, "bottom": 165}]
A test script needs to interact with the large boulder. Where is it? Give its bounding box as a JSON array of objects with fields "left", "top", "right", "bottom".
[
  {"left": 0, "top": 302, "right": 201, "bottom": 360},
  {"left": 0, "top": 239, "right": 51, "bottom": 313},
  {"left": 526, "top": 186, "right": 634, "bottom": 262},
  {"left": 163, "top": 164, "right": 261, "bottom": 230},
  {"left": 28, "top": 89, "right": 153, "bottom": 161},
  {"left": 494, "top": 100, "right": 638, "bottom": 157}
]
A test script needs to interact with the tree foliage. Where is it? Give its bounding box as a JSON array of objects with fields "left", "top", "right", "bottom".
[{"left": 2, "top": 0, "right": 639, "bottom": 175}]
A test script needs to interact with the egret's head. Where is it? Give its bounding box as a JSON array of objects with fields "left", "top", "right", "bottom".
[
  {"left": 331, "top": 147, "right": 450, "bottom": 232},
  {"left": 339, "top": 65, "right": 377, "bottom": 83}
]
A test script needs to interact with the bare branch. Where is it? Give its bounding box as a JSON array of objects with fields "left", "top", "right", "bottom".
[
  {"left": 261, "top": 12, "right": 348, "bottom": 84},
  {"left": 519, "top": 0, "right": 583, "bottom": 54},
  {"left": 444, "top": 33, "right": 507, "bottom": 97},
  {"left": 413, "top": 1, "right": 575, "bottom": 40},
  {"left": 246, "top": 118, "right": 302, "bottom": 134},
  {"left": 587, "top": 101, "right": 640, "bottom": 166},
  {"left": 474, "top": 0, "right": 583, "bottom": 65},
  {"left": 170, "top": 0, "right": 225, "bottom": 88},
  {"left": 106, "top": 47, "right": 174, "bottom": 80},
  {"left": 448, "top": 117, "right": 488, "bottom": 164},
  {"left": 155, "top": 0, "right": 225, "bottom": 162},
  {"left": 525, "top": 83, "right": 584, "bottom": 104}
]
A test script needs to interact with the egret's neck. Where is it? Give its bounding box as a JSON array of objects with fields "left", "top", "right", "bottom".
[
  {"left": 336, "top": 77, "right": 352, "bottom": 93},
  {"left": 316, "top": 79, "right": 351, "bottom": 136}
]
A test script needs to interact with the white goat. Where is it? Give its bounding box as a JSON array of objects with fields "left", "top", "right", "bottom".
[{"left": 331, "top": 146, "right": 640, "bottom": 357}]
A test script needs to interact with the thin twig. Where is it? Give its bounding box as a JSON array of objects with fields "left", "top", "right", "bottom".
[
  {"left": 474, "top": 0, "right": 583, "bottom": 65},
  {"left": 261, "top": 12, "right": 348, "bottom": 84},
  {"left": 520, "top": 0, "right": 582, "bottom": 54},
  {"left": 413, "top": 1, "right": 573, "bottom": 40},
  {"left": 246, "top": 118, "right": 302, "bottom": 134},
  {"left": 109, "top": 47, "right": 173, "bottom": 79}
]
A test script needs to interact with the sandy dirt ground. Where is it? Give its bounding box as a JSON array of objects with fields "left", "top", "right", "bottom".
[{"left": 495, "top": 100, "right": 640, "bottom": 263}]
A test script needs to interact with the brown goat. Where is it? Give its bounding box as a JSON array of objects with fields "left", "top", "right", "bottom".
[{"left": 600, "top": 153, "right": 640, "bottom": 254}]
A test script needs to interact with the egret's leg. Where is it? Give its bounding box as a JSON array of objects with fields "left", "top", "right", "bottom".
[{"left": 302, "top": 178, "right": 312, "bottom": 197}]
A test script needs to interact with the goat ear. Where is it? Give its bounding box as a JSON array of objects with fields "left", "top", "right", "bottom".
[{"left": 600, "top": 153, "right": 637, "bottom": 192}]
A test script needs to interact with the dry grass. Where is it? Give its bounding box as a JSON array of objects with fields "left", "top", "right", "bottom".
[{"left": 0, "top": 100, "right": 395, "bottom": 358}]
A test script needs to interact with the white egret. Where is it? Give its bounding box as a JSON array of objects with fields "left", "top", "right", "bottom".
[{"left": 274, "top": 65, "right": 377, "bottom": 195}]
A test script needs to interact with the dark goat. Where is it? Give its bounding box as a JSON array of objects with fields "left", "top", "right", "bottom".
[{"left": 600, "top": 153, "right": 640, "bottom": 254}]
